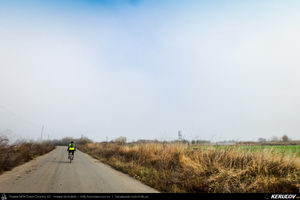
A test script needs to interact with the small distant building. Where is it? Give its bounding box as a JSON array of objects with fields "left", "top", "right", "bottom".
[{"left": 216, "top": 141, "right": 237, "bottom": 145}]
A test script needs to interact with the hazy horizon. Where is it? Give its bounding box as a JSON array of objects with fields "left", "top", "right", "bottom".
[{"left": 1, "top": 0, "right": 300, "bottom": 142}]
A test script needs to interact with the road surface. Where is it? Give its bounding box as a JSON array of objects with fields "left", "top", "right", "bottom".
[{"left": 0, "top": 146, "right": 158, "bottom": 193}]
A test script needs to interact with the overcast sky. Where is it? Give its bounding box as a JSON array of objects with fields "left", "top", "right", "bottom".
[{"left": 0, "top": 0, "right": 300, "bottom": 142}]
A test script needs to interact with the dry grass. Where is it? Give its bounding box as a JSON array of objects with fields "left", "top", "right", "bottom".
[
  {"left": 79, "top": 143, "right": 300, "bottom": 193},
  {"left": 0, "top": 137, "right": 55, "bottom": 174}
]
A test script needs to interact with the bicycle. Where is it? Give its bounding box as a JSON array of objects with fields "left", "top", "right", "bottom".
[{"left": 68, "top": 152, "right": 74, "bottom": 163}]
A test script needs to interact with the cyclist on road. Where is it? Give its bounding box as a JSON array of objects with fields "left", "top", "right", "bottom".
[{"left": 67, "top": 141, "right": 76, "bottom": 158}]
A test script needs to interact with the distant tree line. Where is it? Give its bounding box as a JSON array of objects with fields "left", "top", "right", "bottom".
[
  {"left": 108, "top": 137, "right": 211, "bottom": 145},
  {"left": 50, "top": 136, "right": 93, "bottom": 146},
  {"left": 258, "top": 134, "right": 291, "bottom": 143},
  {"left": 48, "top": 134, "right": 296, "bottom": 146}
]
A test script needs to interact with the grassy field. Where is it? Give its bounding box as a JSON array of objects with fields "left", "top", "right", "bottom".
[
  {"left": 192, "top": 145, "right": 300, "bottom": 158},
  {"left": 79, "top": 143, "right": 300, "bottom": 193},
  {"left": 237, "top": 145, "right": 300, "bottom": 157}
]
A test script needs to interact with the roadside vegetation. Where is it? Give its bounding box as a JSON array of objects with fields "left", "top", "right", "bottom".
[
  {"left": 0, "top": 136, "right": 55, "bottom": 174},
  {"left": 79, "top": 142, "right": 300, "bottom": 193}
]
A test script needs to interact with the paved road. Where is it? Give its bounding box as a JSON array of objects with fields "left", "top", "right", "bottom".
[{"left": 0, "top": 146, "right": 158, "bottom": 193}]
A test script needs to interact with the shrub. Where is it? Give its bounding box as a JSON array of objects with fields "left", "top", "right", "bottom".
[{"left": 0, "top": 137, "right": 55, "bottom": 174}]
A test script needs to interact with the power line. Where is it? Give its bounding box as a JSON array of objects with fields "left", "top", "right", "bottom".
[
  {"left": 0, "top": 105, "right": 54, "bottom": 140},
  {"left": 41, "top": 125, "right": 44, "bottom": 141},
  {"left": 0, "top": 105, "right": 38, "bottom": 129}
]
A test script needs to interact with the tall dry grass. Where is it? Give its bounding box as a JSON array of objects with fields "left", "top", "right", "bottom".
[
  {"left": 79, "top": 143, "right": 300, "bottom": 193},
  {"left": 0, "top": 136, "right": 55, "bottom": 174}
]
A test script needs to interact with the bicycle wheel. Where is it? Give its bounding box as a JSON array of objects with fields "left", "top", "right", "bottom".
[{"left": 69, "top": 154, "right": 74, "bottom": 163}]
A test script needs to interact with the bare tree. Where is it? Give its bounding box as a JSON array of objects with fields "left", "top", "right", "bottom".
[
  {"left": 0, "top": 136, "right": 9, "bottom": 146},
  {"left": 114, "top": 136, "right": 127, "bottom": 144},
  {"left": 282, "top": 135, "right": 289, "bottom": 142}
]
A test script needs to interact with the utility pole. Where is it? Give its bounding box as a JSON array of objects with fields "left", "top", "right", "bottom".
[
  {"left": 41, "top": 125, "right": 44, "bottom": 141},
  {"left": 178, "top": 130, "right": 182, "bottom": 141}
]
